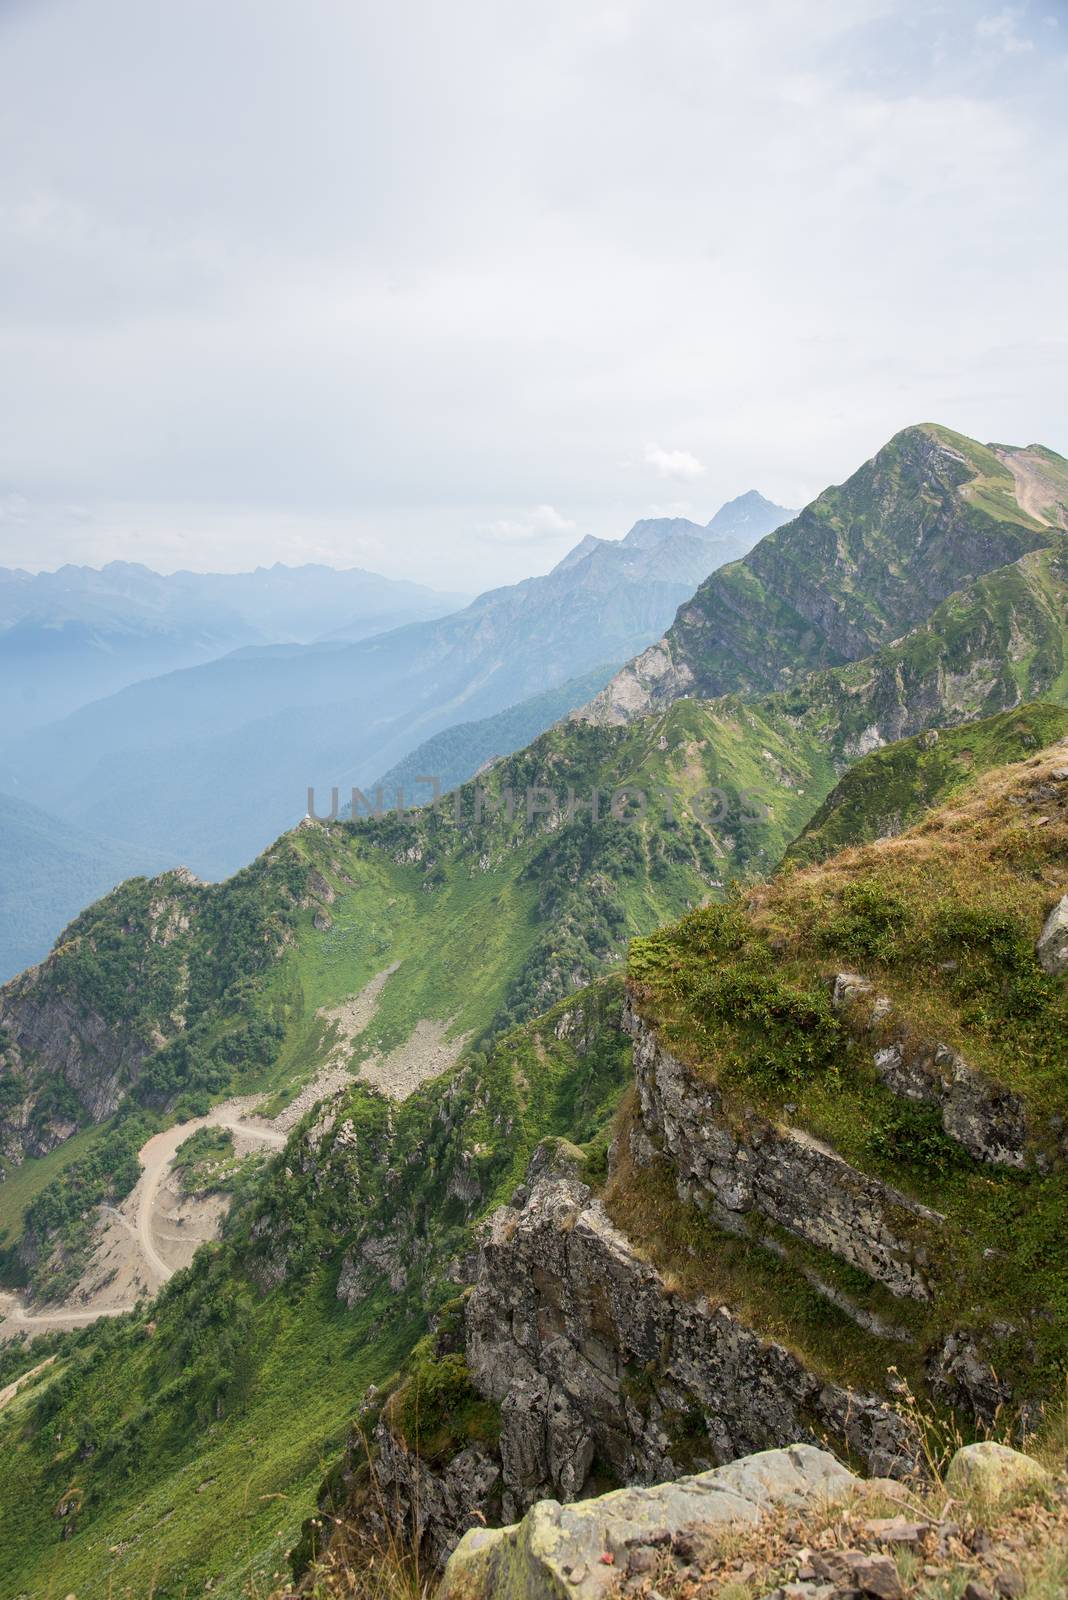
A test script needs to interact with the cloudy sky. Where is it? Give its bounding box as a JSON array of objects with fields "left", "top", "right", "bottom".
[{"left": 1, "top": 0, "right": 1065, "bottom": 589}]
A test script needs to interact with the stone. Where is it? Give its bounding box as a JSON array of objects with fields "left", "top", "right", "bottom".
[
  {"left": 944, "top": 1442, "right": 1051, "bottom": 1507},
  {"left": 463, "top": 1151, "right": 916, "bottom": 1512},
  {"left": 962, "top": 1583, "right": 995, "bottom": 1600},
  {"left": 812, "top": 1550, "right": 903, "bottom": 1598},
  {"left": 439, "top": 1446, "right": 861, "bottom": 1600},
  {"left": 1036, "top": 895, "right": 1068, "bottom": 976},
  {"left": 871, "top": 1037, "right": 1030, "bottom": 1170},
  {"left": 861, "top": 1516, "right": 929, "bottom": 1544},
  {"left": 929, "top": 1333, "right": 1013, "bottom": 1426}
]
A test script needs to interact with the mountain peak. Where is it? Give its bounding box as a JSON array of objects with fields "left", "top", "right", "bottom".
[
  {"left": 579, "top": 423, "right": 1066, "bottom": 728},
  {"left": 705, "top": 490, "right": 795, "bottom": 538},
  {"left": 551, "top": 533, "right": 607, "bottom": 572}
]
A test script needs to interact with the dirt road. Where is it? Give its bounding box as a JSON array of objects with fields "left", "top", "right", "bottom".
[
  {"left": 132, "top": 1108, "right": 285, "bottom": 1286},
  {"left": 0, "top": 1104, "right": 286, "bottom": 1339}
]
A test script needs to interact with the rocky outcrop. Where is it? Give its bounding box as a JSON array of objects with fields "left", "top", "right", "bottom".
[
  {"left": 369, "top": 1423, "right": 501, "bottom": 1571},
  {"left": 352, "top": 1139, "right": 916, "bottom": 1576},
  {"left": 832, "top": 974, "right": 1033, "bottom": 1170},
  {"left": 439, "top": 1445, "right": 862, "bottom": 1600},
  {"left": 1036, "top": 894, "right": 1068, "bottom": 976},
  {"left": 577, "top": 639, "right": 695, "bottom": 727},
  {"left": 463, "top": 1145, "right": 914, "bottom": 1525},
  {"left": 0, "top": 971, "right": 146, "bottom": 1160},
  {"left": 625, "top": 1000, "right": 942, "bottom": 1300}
]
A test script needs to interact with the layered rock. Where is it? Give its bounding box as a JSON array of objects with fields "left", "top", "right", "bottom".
[
  {"left": 464, "top": 1147, "right": 913, "bottom": 1519},
  {"left": 831, "top": 973, "right": 1033, "bottom": 1170},
  {"left": 625, "top": 998, "right": 943, "bottom": 1300}
]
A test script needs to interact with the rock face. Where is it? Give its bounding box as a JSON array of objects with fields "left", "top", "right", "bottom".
[
  {"left": 831, "top": 975, "right": 1032, "bottom": 1169},
  {"left": 439, "top": 1445, "right": 862, "bottom": 1600},
  {"left": 1036, "top": 894, "right": 1068, "bottom": 976},
  {"left": 625, "top": 999, "right": 943, "bottom": 1300},
  {"left": 0, "top": 968, "right": 146, "bottom": 1160},
  {"left": 369, "top": 1423, "right": 501, "bottom": 1572},
  {"left": 463, "top": 1147, "right": 913, "bottom": 1526}
]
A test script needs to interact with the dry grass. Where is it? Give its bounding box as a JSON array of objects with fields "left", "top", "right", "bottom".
[{"left": 614, "top": 1471, "right": 1068, "bottom": 1600}]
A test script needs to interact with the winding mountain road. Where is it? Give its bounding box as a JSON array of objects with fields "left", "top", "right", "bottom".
[{"left": 0, "top": 1105, "right": 286, "bottom": 1337}]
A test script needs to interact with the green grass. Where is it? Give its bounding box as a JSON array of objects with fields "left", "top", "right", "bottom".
[
  {"left": 0, "top": 980, "right": 634, "bottom": 1599},
  {"left": 785, "top": 703, "right": 1068, "bottom": 867},
  {"left": 0, "top": 1121, "right": 110, "bottom": 1247},
  {"left": 0, "top": 1270, "right": 417, "bottom": 1600},
  {"left": 627, "top": 742, "right": 1068, "bottom": 1402}
]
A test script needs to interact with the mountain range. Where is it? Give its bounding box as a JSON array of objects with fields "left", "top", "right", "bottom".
[
  {"left": 0, "top": 492, "right": 792, "bottom": 898},
  {"left": 2, "top": 432, "right": 1068, "bottom": 1598},
  {"left": 0, "top": 560, "right": 470, "bottom": 738}
]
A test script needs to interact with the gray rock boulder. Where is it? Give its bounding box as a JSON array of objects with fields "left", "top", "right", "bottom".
[
  {"left": 439, "top": 1445, "right": 860, "bottom": 1600},
  {"left": 944, "top": 1442, "right": 1051, "bottom": 1507},
  {"left": 1037, "top": 895, "right": 1068, "bottom": 976}
]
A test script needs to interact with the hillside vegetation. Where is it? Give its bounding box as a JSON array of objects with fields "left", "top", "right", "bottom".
[
  {"left": 628, "top": 740, "right": 1068, "bottom": 1396},
  {"left": 0, "top": 984, "right": 631, "bottom": 1600},
  {"left": 3, "top": 426, "right": 1068, "bottom": 1598},
  {"left": 584, "top": 426, "right": 1068, "bottom": 722}
]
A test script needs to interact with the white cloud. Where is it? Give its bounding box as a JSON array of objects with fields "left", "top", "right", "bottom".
[
  {"left": 0, "top": 0, "right": 1064, "bottom": 589},
  {"left": 481, "top": 504, "right": 578, "bottom": 544},
  {"left": 976, "top": 8, "right": 1035, "bottom": 52},
  {"left": 644, "top": 444, "right": 707, "bottom": 481}
]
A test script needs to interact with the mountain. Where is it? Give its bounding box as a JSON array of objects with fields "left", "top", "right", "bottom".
[
  {"left": 0, "top": 500, "right": 781, "bottom": 879},
  {"left": 582, "top": 426, "right": 1068, "bottom": 724},
  {"left": 0, "top": 560, "right": 468, "bottom": 737},
  {"left": 704, "top": 486, "right": 799, "bottom": 541},
  {"left": 308, "top": 734, "right": 1068, "bottom": 1577},
  {"left": 6, "top": 431, "right": 1068, "bottom": 1595},
  {"left": 2, "top": 724, "right": 1067, "bottom": 1597},
  {"left": 0, "top": 793, "right": 170, "bottom": 983}
]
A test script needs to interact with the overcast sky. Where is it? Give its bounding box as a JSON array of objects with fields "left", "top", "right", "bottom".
[{"left": 0, "top": 0, "right": 1065, "bottom": 589}]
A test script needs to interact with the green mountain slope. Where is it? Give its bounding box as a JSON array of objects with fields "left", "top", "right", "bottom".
[
  {"left": 4, "top": 428, "right": 1068, "bottom": 1597},
  {"left": 365, "top": 660, "right": 622, "bottom": 805},
  {"left": 8, "top": 530, "right": 1068, "bottom": 1181},
  {"left": 783, "top": 702, "right": 1068, "bottom": 867},
  {"left": 0, "top": 689, "right": 831, "bottom": 1175},
  {"left": 626, "top": 742, "right": 1068, "bottom": 1376},
  {"left": 3, "top": 680, "right": 1068, "bottom": 1595},
  {"left": 1, "top": 506, "right": 769, "bottom": 882},
  {"left": 584, "top": 426, "right": 1068, "bottom": 724},
  {"left": 300, "top": 732, "right": 1068, "bottom": 1596},
  {"left": 0, "top": 982, "right": 632, "bottom": 1600}
]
